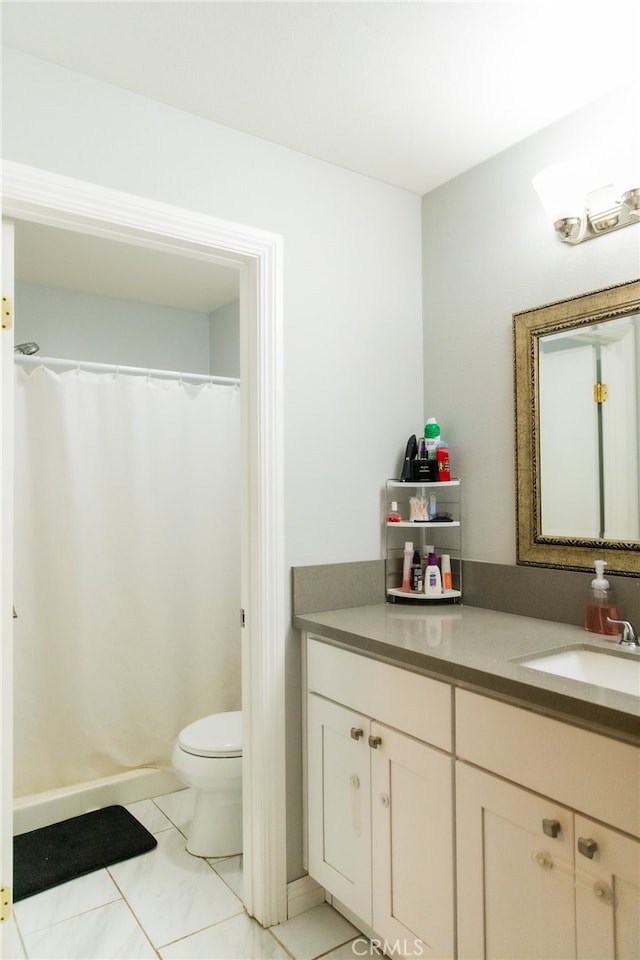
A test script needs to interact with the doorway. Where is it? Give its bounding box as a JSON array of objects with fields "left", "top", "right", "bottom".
[{"left": 1, "top": 160, "right": 287, "bottom": 929}]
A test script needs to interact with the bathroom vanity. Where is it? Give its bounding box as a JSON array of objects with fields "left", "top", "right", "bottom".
[{"left": 295, "top": 603, "right": 640, "bottom": 960}]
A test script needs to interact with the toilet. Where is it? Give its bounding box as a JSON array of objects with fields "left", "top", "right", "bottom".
[{"left": 172, "top": 710, "right": 242, "bottom": 857}]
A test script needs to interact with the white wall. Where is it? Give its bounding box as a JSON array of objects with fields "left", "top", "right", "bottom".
[
  {"left": 2, "top": 49, "right": 423, "bottom": 567},
  {"left": 15, "top": 282, "right": 213, "bottom": 373},
  {"left": 422, "top": 82, "right": 640, "bottom": 567}
]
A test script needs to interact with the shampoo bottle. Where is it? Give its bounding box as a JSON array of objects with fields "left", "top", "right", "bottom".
[{"left": 584, "top": 560, "right": 619, "bottom": 636}]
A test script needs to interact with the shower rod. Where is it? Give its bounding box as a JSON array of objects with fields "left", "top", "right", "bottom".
[{"left": 14, "top": 354, "right": 240, "bottom": 387}]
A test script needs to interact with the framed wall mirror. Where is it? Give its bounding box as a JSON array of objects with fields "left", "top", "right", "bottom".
[{"left": 514, "top": 278, "right": 640, "bottom": 575}]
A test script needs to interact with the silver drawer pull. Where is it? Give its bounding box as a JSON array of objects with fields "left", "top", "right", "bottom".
[
  {"left": 350, "top": 727, "right": 364, "bottom": 741},
  {"left": 368, "top": 735, "right": 382, "bottom": 749},
  {"left": 578, "top": 837, "right": 598, "bottom": 859}
]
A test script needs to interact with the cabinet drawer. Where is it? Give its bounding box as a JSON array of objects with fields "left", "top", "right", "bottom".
[
  {"left": 456, "top": 689, "right": 640, "bottom": 838},
  {"left": 306, "top": 636, "right": 452, "bottom": 752}
]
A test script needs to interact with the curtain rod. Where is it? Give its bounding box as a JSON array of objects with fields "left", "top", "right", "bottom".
[{"left": 14, "top": 354, "right": 240, "bottom": 387}]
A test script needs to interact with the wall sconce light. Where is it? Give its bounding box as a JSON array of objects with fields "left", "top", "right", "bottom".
[{"left": 533, "top": 161, "right": 640, "bottom": 244}]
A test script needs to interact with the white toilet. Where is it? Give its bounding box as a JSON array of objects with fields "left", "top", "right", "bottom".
[{"left": 172, "top": 710, "right": 242, "bottom": 858}]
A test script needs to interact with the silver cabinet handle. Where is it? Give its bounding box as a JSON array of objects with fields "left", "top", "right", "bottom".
[
  {"left": 350, "top": 727, "right": 364, "bottom": 740},
  {"left": 368, "top": 735, "right": 382, "bottom": 749},
  {"left": 542, "top": 818, "right": 561, "bottom": 838},
  {"left": 578, "top": 837, "right": 598, "bottom": 859}
]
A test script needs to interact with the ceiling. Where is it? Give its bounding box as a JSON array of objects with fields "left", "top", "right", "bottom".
[
  {"left": 4, "top": 2, "right": 638, "bottom": 311},
  {"left": 3, "top": 1, "right": 638, "bottom": 196},
  {"left": 13, "top": 220, "right": 240, "bottom": 314}
]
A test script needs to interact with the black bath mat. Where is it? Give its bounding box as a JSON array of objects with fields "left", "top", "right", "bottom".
[{"left": 13, "top": 804, "right": 157, "bottom": 902}]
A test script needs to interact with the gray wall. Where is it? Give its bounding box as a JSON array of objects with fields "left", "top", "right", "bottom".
[
  {"left": 15, "top": 282, "right": 214, "bottom": 372},
  {"left": 209, "top": 299, "right": 240, "bottom": 379},
  {"left": 421, "top": 82, "right": 639, "bottom": 571}
]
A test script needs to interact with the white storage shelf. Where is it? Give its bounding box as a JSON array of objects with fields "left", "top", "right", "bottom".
[
  {"left": 385, "top": 479, "right": 462, "bottom": 604},
  {"left": 385, "top": 521, "right": 461, "bottom": 528}
]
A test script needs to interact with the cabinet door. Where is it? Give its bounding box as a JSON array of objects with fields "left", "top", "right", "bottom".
[
  {"left": 371, "top": 723, "right": 454, "bottom": 959},
  {"left": 307, "top": 693, "right": 372, "bottom": 923},
  {"left": 575, "top": 815, "right": 640, "bottom": 960},
  {"left": 456, "top": 762, "right": 576, "bottom": 960}
]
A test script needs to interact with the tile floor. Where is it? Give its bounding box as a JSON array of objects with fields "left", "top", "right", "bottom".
[{"left": 5, "top": 788, "right": 366, "bottom": 960}]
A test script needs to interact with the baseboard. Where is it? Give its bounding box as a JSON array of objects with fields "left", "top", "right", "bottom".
[
  {"left": 14, "top": 767, "right": 182, "bottom": 835},
  {"left": 286, "top": 874, "right": 326, "bottom": 919}
]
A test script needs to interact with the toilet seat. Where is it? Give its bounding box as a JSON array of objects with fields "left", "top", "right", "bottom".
[{"left": 178, "top": 711, "right": 242, "bottom": 758}]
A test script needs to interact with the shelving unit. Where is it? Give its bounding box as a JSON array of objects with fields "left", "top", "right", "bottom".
[{"left": 384, "top": 479, "right": 462, "bottom": 603}]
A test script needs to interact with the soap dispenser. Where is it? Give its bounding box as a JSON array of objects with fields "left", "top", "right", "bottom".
[{"left": 584, "top": 560, "right": 619, "bottom": 636}]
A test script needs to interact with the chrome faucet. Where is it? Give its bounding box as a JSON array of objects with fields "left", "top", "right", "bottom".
[{"left": 606, "top": 617, "right": 640, "bottom": 648}]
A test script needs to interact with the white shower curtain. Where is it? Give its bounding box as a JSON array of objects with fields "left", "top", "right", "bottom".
[{"left": 13, "top": 365, "right": 241, "bottom": 797}]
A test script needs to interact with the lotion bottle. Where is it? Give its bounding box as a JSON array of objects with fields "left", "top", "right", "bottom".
[
  {"left": 424, "top": 551, "right": 442, "bottom": 596},
  {"left": 584, "top": 560, "right": 619, "bottom": 636},
  {"left": 441, "top": 554, "right": 452, "bottom": 591}
]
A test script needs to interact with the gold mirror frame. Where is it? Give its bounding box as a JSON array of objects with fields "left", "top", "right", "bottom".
[{"left": 514, "top": 278, "right": 640, "bottom": 575}]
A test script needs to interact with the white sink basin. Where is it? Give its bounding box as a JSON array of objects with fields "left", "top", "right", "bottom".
[{"left": 521, "top": 648, "right": 640, "bottom": 697}]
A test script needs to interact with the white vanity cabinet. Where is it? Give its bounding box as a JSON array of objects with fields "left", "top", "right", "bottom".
[
  {"left": 305, "top": 637, "right": 455, "bottom": 959},
  {"left": 455, "top": 690, "right": 640, "bottom": 960}
]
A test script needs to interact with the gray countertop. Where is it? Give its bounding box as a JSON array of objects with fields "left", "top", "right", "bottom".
[{"left": 293, "top": 603, "right": 640, "bottom": 746}]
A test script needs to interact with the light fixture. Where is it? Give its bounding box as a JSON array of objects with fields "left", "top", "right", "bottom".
[{"left": 533, "top": 161, "right": 640, "bottom": 245}]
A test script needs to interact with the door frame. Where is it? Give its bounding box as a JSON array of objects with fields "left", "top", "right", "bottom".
[{"left": 0, "top": 160, "right": 287, "bottom": 926}]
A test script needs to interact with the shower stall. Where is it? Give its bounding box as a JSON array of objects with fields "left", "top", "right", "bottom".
[{"left": 13, "top": 353, "right": 241, "bottom": 823}]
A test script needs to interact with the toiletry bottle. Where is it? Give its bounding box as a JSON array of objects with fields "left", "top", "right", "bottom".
[
  {"left": 421, "top": 419, "right": 440, "bottom": 480},
  {"left": 421, "top": 547, "right": 429, "bottom": 583},
  {"left": 413, "top": 437, "right": 433, "bottom": 481},
  {"left": 436, "top": 442, "right": 451, "bottom": 482},
  {"left": 402, "top": 541, "right": 414, "bottom": 592},
  {"left": 422, "top": 544, "right": 435, "bottom": 583},
  {"left": 424, "top": 551, "right": 442, "bottom": 596},
  {"left": 386, "top": 501, "right": 402, "bottom": 522},
  {"left": 584, "top": 560, "right": 619, "bottom": 635},
  {"left": 441, "top": 554, "right": 453, "bottom": 591},
  {"left": 410, "top": 549, "right": 423, "bottom": 592},
  {"left": 424, "top": 418, "right": 440, "bottom": 457}
]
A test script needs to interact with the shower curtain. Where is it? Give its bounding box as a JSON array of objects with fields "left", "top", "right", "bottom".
[{"left": 13, "top": 365, "right": 241, "bottom": 797}]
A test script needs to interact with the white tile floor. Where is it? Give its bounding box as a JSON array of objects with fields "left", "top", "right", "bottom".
[{"left": 5, "top": 788, "right": 365, "bottom": 960}]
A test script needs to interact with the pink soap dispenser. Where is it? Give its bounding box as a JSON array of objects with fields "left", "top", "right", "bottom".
[{"left": 584, "top": 560, "right": 619, "bottom": 636}]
